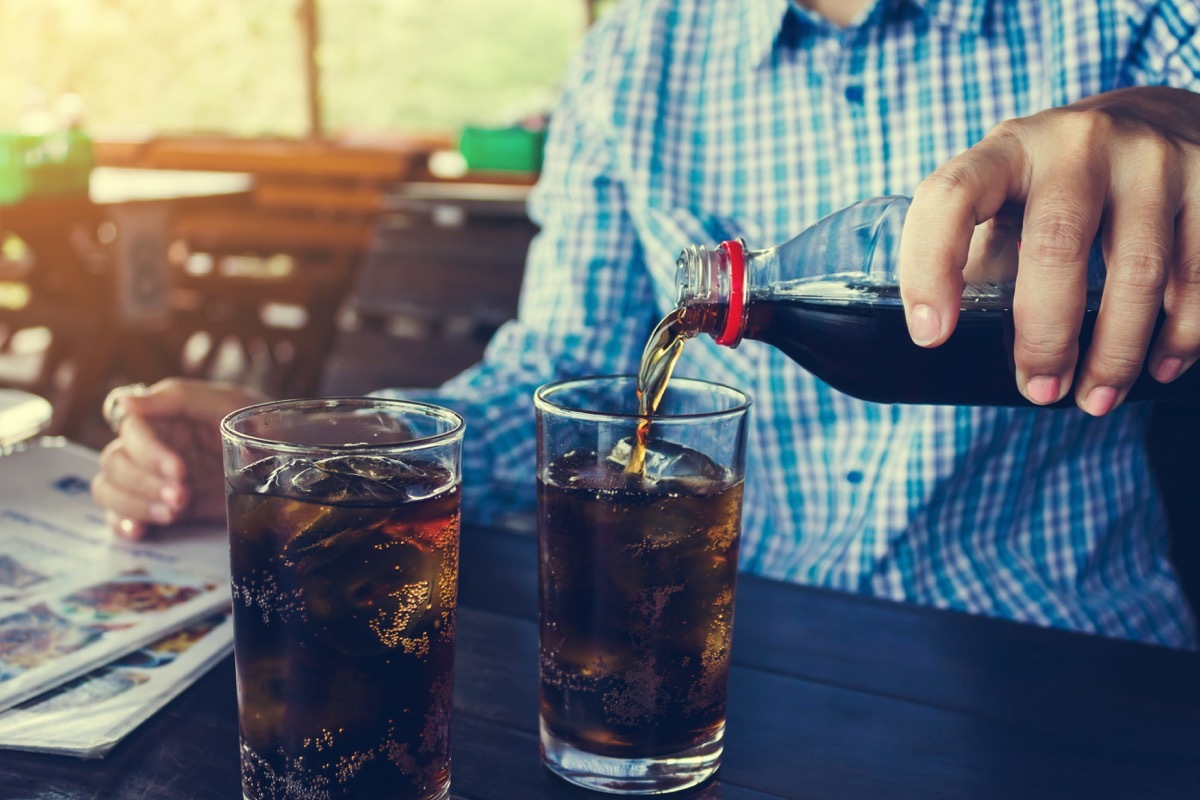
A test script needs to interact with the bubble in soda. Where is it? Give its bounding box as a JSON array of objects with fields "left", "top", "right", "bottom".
[
  {"left": 538, "top": 442, "right": 742, "bottom": 759},
  {"left": 228, "top": 454, "right": 459, "bottom": 800}
]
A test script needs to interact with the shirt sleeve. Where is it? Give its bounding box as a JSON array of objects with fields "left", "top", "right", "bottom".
[
  {"left": 1121, "top": 0, "right": 1200, "bottom": 89},
  {"left": 374, "top": 24, "right": 658, "bottom": 527}
]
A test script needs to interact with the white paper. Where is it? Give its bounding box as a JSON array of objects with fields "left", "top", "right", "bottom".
[
  {"left": 0, "top": 439, "right": 231, "bottom": 714},
  {"left": 0, "top": 390, "right": 52, "bottom": 447},
  {"left": 0, "top": 610, "right": 233, "bottom": 757}
]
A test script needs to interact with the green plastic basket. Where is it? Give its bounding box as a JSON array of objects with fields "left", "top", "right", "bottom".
[
  {"left": 0, "top": 130, "right": 93, "bottom": 205},
  {"left": 459, "top": 126, "right": 545, "bottom": 173}
]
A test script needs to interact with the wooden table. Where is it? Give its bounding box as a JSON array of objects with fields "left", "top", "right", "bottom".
[
  {"left": 88, "top": 166, "right": 253, "bottom": 204},
  {"left": 2, "top": 524, "right": 1197, "bottom": 799}
]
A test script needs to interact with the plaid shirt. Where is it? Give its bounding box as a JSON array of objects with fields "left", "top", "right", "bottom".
[{"left": 384, "top": 0, "right": 1199, "bottom": 648}]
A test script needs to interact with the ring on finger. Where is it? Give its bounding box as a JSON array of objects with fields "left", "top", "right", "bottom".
[{"left": 102, "top": 383, "right": 148, "bottom": 434}]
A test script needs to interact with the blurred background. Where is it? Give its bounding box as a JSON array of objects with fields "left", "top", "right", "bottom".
[
  {"left": 0, "top": 0, "right": 615, "bottom": 448},
  {"left": 0, "top": 0, "right": 1194, "bottom": 603},
  {"left": 0, "top": 0, "right": 611, "bottom": 136}
]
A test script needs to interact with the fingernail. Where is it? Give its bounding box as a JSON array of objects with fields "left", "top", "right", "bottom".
[
  {"left": 1026, "top": 375, "right": 1062, "bottom": 405},
  {"left": 149, "top": 503, "right": 172, "bottom": 524},
  {"left": 909, "top": 304, "right": 942, "bottom": 347},
  {"left": 1083, "top": 386, "right": 1118, "bottom": 417},
  {"left": 160, "top": 459, "right": 183, "bottom": 480},
  {"left": 1155, "top": 357, "right": 1183, "bottom": 383},
  {"left": 161, "top": 484, "right": 185, "bottom": 510},
  {"left": 117, "top": 517, "right": 139, "bottom": 539}
]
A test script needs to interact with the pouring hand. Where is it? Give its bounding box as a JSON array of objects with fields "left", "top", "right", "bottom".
[{"left": 897, "top": 86, "right": 1200, "bottom": 414}]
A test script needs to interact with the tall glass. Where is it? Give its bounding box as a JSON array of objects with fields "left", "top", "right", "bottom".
[
  {"left": 221, "top": 397, "right": 464, "bottom": 800},
  {"left": 535, "top": 376, "right": 751, "bottom": 794}
]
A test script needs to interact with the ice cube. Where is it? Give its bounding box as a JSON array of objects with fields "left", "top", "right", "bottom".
[
  {"left": 283, "top": 457, "right": 393, "bottom": 503},
  {"left": 229, "top": 455, "right": 297, "bottom": 495},
  {"left": 294, "top": 522, "right": 442, "bottom": 657},
  {"left": 237, "top": 656, "right": 288, "bottom": 754},
  {"left": 285, "top": 462, "right": 358, "bottom": 501},
  {"left": 546, "top": 449, "right": 626, "bottom": 492},
  {"left": 544, "top": 639, "right": 628, "bottom": 685},
  {"left": 235, "top": 455, "right": 450, "bottom": 505},
  {"left": 313, "top": 455, "right": 452, "bottom": 503},
  {"left": 283, "top": 519, "right": 373, "bottom": 574},
  {"left": 231, "top": 455, "right": 360, "bottom": 502},
  {"left": 314, "top": 455, "right": 421, "bottom": 484},
  {"left": 605, "top": 438, "right": 728, "bottom": 489}
]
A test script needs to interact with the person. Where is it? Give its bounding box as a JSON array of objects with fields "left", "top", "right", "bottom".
[{"left": 93, "top": 0, "right": 1200, "bottom": 649}]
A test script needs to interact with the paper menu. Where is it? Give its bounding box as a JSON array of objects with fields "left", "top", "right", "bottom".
[
  {"left": 0, "top": 439, "right": 230, "bottom": 714},
  {"left": 0, "top": 610, "right": 233, "bottom": 757}
]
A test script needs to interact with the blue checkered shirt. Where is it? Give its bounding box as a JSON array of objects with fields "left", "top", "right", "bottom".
[{"left": 383, "top": 0, "right": 1200, "bottom": 648}]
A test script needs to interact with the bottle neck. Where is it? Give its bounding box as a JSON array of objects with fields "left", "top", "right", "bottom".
[
  {"left": 675, "top": 238, "right": 776, "bottom": 347},
  {"left": 674, "top": 239, "right": 745, "bottom": 346}
]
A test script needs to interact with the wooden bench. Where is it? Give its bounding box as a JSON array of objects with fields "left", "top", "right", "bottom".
[
  {"left": 320, "top": 183, "right": 536, "bottom": 394},
  {"left": 92, "top": 136, "right": 447, "bottom": 401}
]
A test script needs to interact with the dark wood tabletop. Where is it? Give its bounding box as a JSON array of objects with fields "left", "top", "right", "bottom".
[{"left": 2, "top": 524, "right": 1197, "bottom": 800}]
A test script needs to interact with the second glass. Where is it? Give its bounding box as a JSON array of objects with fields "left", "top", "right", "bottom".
[
  {"left": 221, "top": 397, "right": 464, "bottom": 800},
  {"left": 535, "top": 376, "right": 751, "bottom": 794}
]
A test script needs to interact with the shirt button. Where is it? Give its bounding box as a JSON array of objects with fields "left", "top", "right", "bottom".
[
  {"left": 846, "top": 470, "right": 864, "bottom": 485},
  {"left": 844, "top": 85, "right": 865, "bottom": 104}
]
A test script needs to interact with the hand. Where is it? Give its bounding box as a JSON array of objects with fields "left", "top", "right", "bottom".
[
  {"left": 898, "top": 86, "right": 1200, "bottom": 415},
  {"left": 91, "top": 378, "right": 269, "bottom": 539}
]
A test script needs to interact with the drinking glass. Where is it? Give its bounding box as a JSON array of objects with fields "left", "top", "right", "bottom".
[
  {"left": 535, "top": 376, "right": 750, "bottom": 794},
  {"left": 221, "top": 397, "right": 464, "bottom": 800}
]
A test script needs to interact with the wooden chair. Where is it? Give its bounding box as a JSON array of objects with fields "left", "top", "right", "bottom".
[
  {"left": 320, "top": 189, "right": 536, "bottom": 395},
  {"left": 116, "top": 137, "right": 435, "bottom": 400},
  {"left": 162, "top": 197, "right": 373, "bottom": 399}
]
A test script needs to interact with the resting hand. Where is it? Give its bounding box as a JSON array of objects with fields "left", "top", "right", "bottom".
[
  {"left": 91, "top": 378, "right": 268, "bottom": 539},
  {"left": 898, "top": 86, "right": 1200, "bottom": 415}
]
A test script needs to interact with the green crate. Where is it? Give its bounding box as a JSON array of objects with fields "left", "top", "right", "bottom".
[
  {"left": 459, "top": 126, "right": 545, "bottom": 173},
  {"left": 0, "top": 130, "right": 93, "bottom": 205}
]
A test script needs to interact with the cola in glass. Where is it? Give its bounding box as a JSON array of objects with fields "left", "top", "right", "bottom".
[
  {"left": 222, "top": 398, "right": 463, "bottom": 800},
  {"left": 534, "top": 376, "right": 750, "bottom": 795},
  {"left": 538, "top": 445, "right": 743, "bottom": 759}
]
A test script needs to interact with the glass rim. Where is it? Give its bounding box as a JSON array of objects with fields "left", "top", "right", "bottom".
[
  {"left": 533, "top": 375, "right": 751, "bottom": 423},
  {"left": 220, "top": 396, "right": 465, "bottom": 456}
]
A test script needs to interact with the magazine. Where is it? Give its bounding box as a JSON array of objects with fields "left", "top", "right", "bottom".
[
  {"left": 0, "top": 610, "right": 233, "bottom": 757},
  {"left": 0, "top": 439, "right": 230, "bottom": 714}
]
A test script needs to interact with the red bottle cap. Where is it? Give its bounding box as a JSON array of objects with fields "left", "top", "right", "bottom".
[{"left": 716, "top": 239, "right": 745, "bottom": 346}]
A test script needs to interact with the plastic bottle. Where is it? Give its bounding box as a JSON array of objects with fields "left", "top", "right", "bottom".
[{"left": 672, "top": 196, "right": 1200, "bottom": 406}]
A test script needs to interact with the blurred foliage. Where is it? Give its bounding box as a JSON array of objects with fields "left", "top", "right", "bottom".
[
  {"left": 0, "top": 0, "right": 590, "bottom": 138},
  {"left": 0, "top": 0, "right": 306, "bottom": 136},
  {"left": 320, "top": 0, "right": 588, "bottom": 133}
]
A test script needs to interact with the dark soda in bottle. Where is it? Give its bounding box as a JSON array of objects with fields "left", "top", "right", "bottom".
[{"left": 671, "top": 196, "right": 1200, "bottom": 407}]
